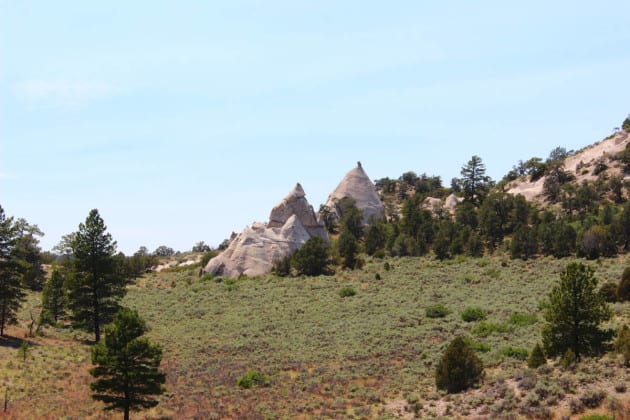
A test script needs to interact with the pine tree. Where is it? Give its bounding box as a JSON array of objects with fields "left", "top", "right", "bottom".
[
  {"left": 435, "top": 337, "right": 484, "bottom": 393},
  {"left": 90, "top": 308, "right": 165, "bottom": 420},
  {"left": 542, "top": 263, "right": 613, "bottom": 360},
  {"left": 42, "top": 269, "right": 67, "bottom": 324},
  {"left": 337, "top": 229, "right": 359, "bottom": 269},
  {"left": 0, "top": 206, "right": 26, "bottom": 336},
  {"left": 67, "top": 209, "right": 127, "bottom": 342},
  {"left": 460, "top": 155, "right": 492, "bottom": 206},
  {"left": 292, "top": 237, "right": 331, "bottom": 276}
]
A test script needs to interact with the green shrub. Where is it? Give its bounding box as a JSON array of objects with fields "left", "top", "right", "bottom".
[
  {"left": 508, "top": 312, "right": 538, "bottom": 327},
  {"left": 426, "top": 304, "right": 450, "bottom": 318},
  {"left": 599, "top": 281, "right": 618, "bottom": 302},
  {"left": 461, "top": 306, "right": 486, "bottom": 322},
  {"left": 623, "top": 116, "right": 630, "bottom": 132},
  {"left": 561, "top": 348, "right": 577, "bottom": 369},
  {"left": 462, "top": 338, "right": 491, "bottom": 353},
  {"left": 375, "top": 273, "right": 381, "bottom": 280},
  {"left": 528, "top": 343, "right": 546, "bottom": 369},
  {"left": 435, "top": 337, "right": 484, "bottom": 393},
  {"left": 579, "top": 415, "right": 613, "bottom": 420},
  {"left": 384, "top": 262, "right": 391, "bottom": 271},
  {"left": 614, "top": 325, "right": 630, "bottom": 366},
  {"left": 500, "top": 346, "right": 529, "bottom": 360},
  {"left": 618, "top": 267, "right": 630, "bottom": 301},
  {"left": 472, "top": 322, "right": 510, "bottom": 337},
  {"left": 237, "top": 370, "right": 271, "bottom": 389},
  {"left": 579, "top": 389, "right": 606, "bottom": 409},
  {"left": 339, "top": 286, "right": 357, "bottom": 298}
]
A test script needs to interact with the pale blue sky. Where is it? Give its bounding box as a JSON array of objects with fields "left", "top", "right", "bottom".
[{"left": 1, "top": 1, "right": 629, "bottom": 254}]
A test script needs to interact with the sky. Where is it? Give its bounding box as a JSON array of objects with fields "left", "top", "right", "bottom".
[{"left": 1, "top": 1, "right": 630, "bottom": 255}]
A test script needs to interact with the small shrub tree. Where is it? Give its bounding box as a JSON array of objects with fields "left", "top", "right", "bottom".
[
  {"left": 618, "top": 267, "right": 630, "bottom": 301},
  {"left": 41, "top": 269, "right": 67, "bottom": 324},
  {"left": 614, "top": 325, "right": 630, "bottom": 366},
  {"left": 528, "top": 343, "right": 546, "bottom": 368},
  {"left": 426, "top": 304, "right": 450, "bottom": 318},
  {"left": 237, "top": 370, "right": 271, "bottom": 389},
  {"left": 435, "top": 337, "right": 484, "bottom": 393}
]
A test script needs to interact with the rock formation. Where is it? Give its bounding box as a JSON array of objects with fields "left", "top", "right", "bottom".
[
  {"left": 323, "top": 162, "right": 384, "bottom": 224},
  {"left": 204, "top": 183, "right": 328, "bottom": 278}
]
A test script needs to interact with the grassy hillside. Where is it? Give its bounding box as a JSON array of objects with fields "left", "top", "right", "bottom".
[{"left": 2, "top": 255, "right": 629, "bottom": 418}]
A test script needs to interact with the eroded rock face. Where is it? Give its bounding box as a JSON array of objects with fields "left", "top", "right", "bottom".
[
  {"left": 204, "top": 184, "right": 328, "bottom": 278},
  {"left": 323, "top": 162, "right": 384, "bottom": 224}
]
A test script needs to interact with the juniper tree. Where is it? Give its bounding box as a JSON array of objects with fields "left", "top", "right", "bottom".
[
  {"left": 435, "top": 337, "right": 484, "bottom": 393},
  {"left": 90, "top": 308, "right": 165, "bottom": 420}
]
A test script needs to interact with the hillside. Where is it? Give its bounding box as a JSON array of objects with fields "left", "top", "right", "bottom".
[
  {"left": 507, "top": 130, "right": 630, "bottom": 202},
  {"left": 2, "top": 255, "right": 629, "bottom": 418}
]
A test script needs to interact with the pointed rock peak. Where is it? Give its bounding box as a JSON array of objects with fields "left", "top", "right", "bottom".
[
  {"left": 324, "top": 162, "right": 384, "bottom": 224},
  {"left": 287, "top": 182, "right": 306, "bottom": 199}
]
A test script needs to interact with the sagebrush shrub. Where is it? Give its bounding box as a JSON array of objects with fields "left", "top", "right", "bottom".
[
  {"left": 426, "top": 304, "right": 450, "bottom": 318},
  {"left": 237, "top": 370, "right": 271, "bottom": 389},
  {"left": 461, "top": 306, "right": 486, "bottom": 322}
]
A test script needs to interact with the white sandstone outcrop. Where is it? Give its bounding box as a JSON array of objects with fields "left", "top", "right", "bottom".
[
  {"left": 204, "top": 183, "right": 328, "bottom": 278},
  {"left": 323, "top": 162, "right": 384, "bottom": 224}
]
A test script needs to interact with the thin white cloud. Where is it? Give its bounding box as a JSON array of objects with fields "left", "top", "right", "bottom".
[{"left": 13, "top": 80, "right": 118, "bottom": 109}]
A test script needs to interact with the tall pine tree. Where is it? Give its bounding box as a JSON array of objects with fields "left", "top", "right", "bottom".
[
  {"left": 68, "top": 209, "right": 127, "bottom": 342},
  {"left": 0, "top": 205, "right": 26, "bottom": 336},
  {"left": 542, "top": 263, "right": 613, "bottom": 360},
  {"left": 90, "top": 308, "right": 165, "bottom": 420}
]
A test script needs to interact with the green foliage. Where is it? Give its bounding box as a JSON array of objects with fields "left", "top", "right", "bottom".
[
  {"left": 41, "top": 269, "right": 67, "bottom": 324},
  {"left": 578, "top": 225, "right": 616, "bottom": 259},
  {"left": 292, "top": 237, "right": 331, "bottom": 276},
  {"left": 338, "top": 198, "right": 363, "bottom": 239},
  {"left": 18, "top": 338, "right": 29, "bottom": 362},
  {"left": 472, "top": 321, "right": 510, "bottom": 337},
  {"left": 462, "top": 338, "right": 491, "bottom": 353},
  {"left": 599, "top": 281, "right": 619, "bottom": 302},
  {"left": 561, "top": 348, "right": 578, "bottom": 369},
  {"left": 614, "top": 325, "right": 630, "bottom": 366},
  {"left": 271, "top": 255, "right": 292, "bottom": 277},
  {"left": 528, "top": 343, "right": 546, "bottom": 368},
  {"left": 237, "top": 370, "right": 271, "bottom": 389},
  {"left": 425, "top": 304, "right": 450, "bottom": 318},
  {"left": 153, "top": 245, "right": 175, "bottom": 257},
  {"left": 67, "top": 209, "right": 127, "bottom": 342},
  {"left": 542, "top": 263, "right": 613, "bottom": 359},
  {"left": 435, "top": 337, "right": 484, "bottom": 393},
  {"left": 500, "top": 346, "right": 529, "bottom": 360},
  {"left": 618, "top": 266, "right": 630, "bottom": 301},
  {"left": 364, "top": 219, "right": 389, "bottom": 256},
  {"left": 460, "top": 155, "right": 492, "bottom": 206},
  {"left": 13, "top": 219, "right": 46, "bottom": 291},
  {"left": 510, "top": 225, "right": 537, "bottom": 260},
  {"left": 337, "top": 229, "right": 359, "bottom": 269},
  {"left": 461, "top": 306, "right": 486, "bottom": 322},
  {"left": 0, "top": 205, "right": 27, "bottom": 336},
  {"left": 90, "top": 308, "right": 165, "bottom": 420},
  {"left": 508, "top": 313, "right": 538, "bottom": 327},
  {"left": 622, "top": 115, "right": 630, "bottom": 132},
  {"left": 338, "top": 286, "right": 357, "bottom": 298}
]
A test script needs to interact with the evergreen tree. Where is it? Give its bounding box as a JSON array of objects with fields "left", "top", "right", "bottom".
[
  {"left": 435, "top": 337, "right": 484, "bottom": 393},
  {"left": 13, "top": 219, "right": 46, "bottom": 291},
  {"left": 542, "top": 263, "right": 613, "bottom": 360},
  {"left": 618, "top": 266, "right": 630, "bottom": 302},
  {"left": 460, "top": 155, "right": 492, "bottom": 206},
  {"left": 337, "top": 229, "right": 359, "bottom": 269},
  {"left": 510, "top": 225, "right": 537, "bottom": 260},
  {"left": 527, "top": 343, "right": 546, "bottom": 369},
  {"left": 0, "top": 206, "right": 26, "bottom": 336},
  {"left": 364, "top": 219, "right": 387, "bottom": 256},
  {"left": 292, "top": 237, "right": 331, "bottom": 276},
  {"left": 67, "top": 209, "right": 127, "bottom": 342},
  {"left": 42, "top": 269, "right": 67, "bottom": 324},
  {"left": 90, "top": 308, "right": 165, "bottom": 420}
]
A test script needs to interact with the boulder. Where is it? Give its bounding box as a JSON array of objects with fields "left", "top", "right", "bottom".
[
  {"left": 204, "top": 184, "right": 328, "bottom": 278},
  {"left": 323, "top": 162, "right": 384, "bottom": 224}
]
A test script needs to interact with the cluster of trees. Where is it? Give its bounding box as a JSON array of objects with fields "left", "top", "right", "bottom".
[
  {"left": 436, "top": 261, "right": 629, "bottom": 393},
  {"left": 369, "top": 154, "right": 630, "bottom": 262},
  {"left": 1, "top": 206, "right": 165, "bottom": 418}
]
